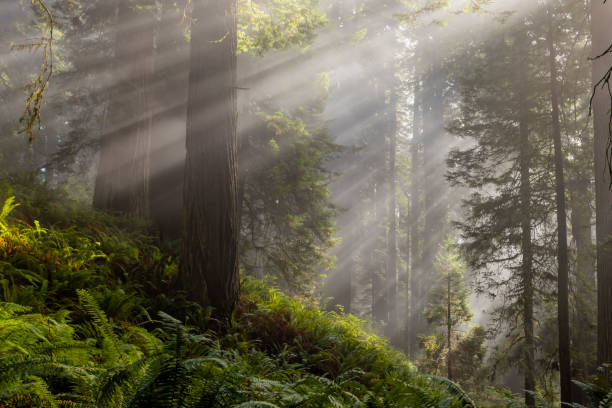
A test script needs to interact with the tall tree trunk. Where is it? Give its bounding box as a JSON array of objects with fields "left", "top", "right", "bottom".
[
  {"left": 591, "top": 0, "right": 612, "bottom": 366},
  {"left": 569, "top": 170, "right": 596, "bottom": 381},
  {"left": 569, "top": 171, "right": 597, "bottom": 403},
  {"left": 94, "top": 2, "right": 154, "bottom": 217},
  {"left": 403, "top": 200, "right": 411, "bottom": 353},
  {"left": 518, "top": 31, "right": 536, "bottom": 408},
  {"left": 386, "top": 81, "right": 398, "bottom": 341},
  {"left": 421, "top": 62, "right": 447, "bottom": 292},
  {"left": 371, "top": 77, "right": 389, "bottom": 325},
  {"left": 149, "top": 1, "right": 188, "bottom": 239},
  {"left": 409, "top": 74, "right": 423, "bottom": 359},
  {"left": 181, "top": 0, "right": 240, "bottom": 319},
  {"left": 371, "top": 179, "right": 387, "bottom": 323},
  {"left": 546, "top": 8, "right": 572, "bottom": 403},
  {"left": 447, "top": 271, "right": 452, "bottom": 380}
]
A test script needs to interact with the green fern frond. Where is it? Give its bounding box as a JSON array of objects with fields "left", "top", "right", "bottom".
[
  {"left": 428, "top": 375, "right": 477, "bottom": 407},
  {"left": 0, "top": 196, "right": 19, "bottom": 231},
  {"left": 76, "top": 289, "right": 122, "bottom": 362},
  {"left": 233, "top": 402, "right": 282, "bottom": 408}
]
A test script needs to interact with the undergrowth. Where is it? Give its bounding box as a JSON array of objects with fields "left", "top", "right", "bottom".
[{"left": 0, "top": 179, "right": 514, "bottom": 407}]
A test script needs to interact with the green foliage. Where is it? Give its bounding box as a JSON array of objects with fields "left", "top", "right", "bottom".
[
  {"left": 571, "top": 365, "right": 612, "bottom": 408},
  {"left": 0, "top": 180, "right": 473, "bottom": 407},
  {"left": 240, "top": 76, "right": 344, "bottom": 295},
  {"left": 425, "top": 236, "right": 472, "bottom": 329},
  {"left": 0, "top": 178, "right": 179, "bottom": 316},
  {"left": 450, "top": 326, "right": 487, "bottom": 392},
  {"left": 238, "top": 0, "right": 328, "bottom": 56}
]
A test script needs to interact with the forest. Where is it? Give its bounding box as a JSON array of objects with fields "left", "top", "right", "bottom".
[{"left": 0, "top": 0, "right": 612, "bottom": 406}]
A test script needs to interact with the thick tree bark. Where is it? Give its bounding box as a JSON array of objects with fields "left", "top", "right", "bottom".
[
  {"left": 181, "top": 0, "right": 240, "bottom": 319},
  {"left": 547, "top": 9, "right": 572, "bottom": 403},
  {"left": 591, "top": 0, "right": 612, "bottom": 366},
  {"left": 518, "top": 32, "right": 536, "bottom": 407},
  {"left": 93, "top": 2, "right": 154, "bottom": 217}
]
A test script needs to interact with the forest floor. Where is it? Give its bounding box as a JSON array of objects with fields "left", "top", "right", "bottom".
[{"left": 0, "top": 177, "right": 487, "bottom": 407}]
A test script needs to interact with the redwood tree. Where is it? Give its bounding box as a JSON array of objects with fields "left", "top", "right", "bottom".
[
  {"left": 591, "top": 0, "right": 612, "bottom": 366},
  {"left": 546, "top": 5, "right": 571, "bottom": 403},
  {"left": 181, "top": 0, "right": 240, "bottom": 318},
  {"left": 93, "top": 2, "right": 154, "bottom": 217}
]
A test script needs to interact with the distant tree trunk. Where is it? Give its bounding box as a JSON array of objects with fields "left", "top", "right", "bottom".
[
  {"left": 421, "top": 61, "right": 447, "bottom": 289},
  {"left": 371, "top": 179, "right": 387, "bottom": 323},
  {"left": 518, "top": 31, "right": 536, "bottom": 408},
  {"left": 371, "top": 77, "right": 389, "bottom": 325},
  {"left": 409, "top": 74, "right": 423, "bottom": 359},
  {"left": 403, "top": 200, "right": 411, "bottom": 353},
  {"left": 569, "top": 167, "right": 596, "bottom": 376},
  {"left": 569, "top": 171, "right": 596, "bottom": 403},
  {"left": 149, "top": 2, "right": 188, "bottom": 239},
  {"left": 93, "top": 2, "right": 154, "bottom": 217},
  {"left": 546, "top": 9, "right": 571, "bottom": 403},
  {"left": 591, "top": 0, "right": 612, "bottom": 366},
  {"left": 181, "top": 0, "right": 240, "bottom": 319},
  {"left": 446, "top": 271, "right": 452, "bottom": 380},
  {"left": 386, "top": 82, "right": 398, "bottom": 340}
]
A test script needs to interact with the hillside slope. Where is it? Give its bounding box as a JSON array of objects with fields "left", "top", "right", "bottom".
[{"left": 0, "top": 181, "right": 475, "bottom": 407}]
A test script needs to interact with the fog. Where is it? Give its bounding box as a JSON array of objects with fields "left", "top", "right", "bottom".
[{"left": 0, "top": 0, "right": 605, "bottom": 402}]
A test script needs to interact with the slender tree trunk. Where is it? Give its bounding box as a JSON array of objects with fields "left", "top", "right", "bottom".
[
  {"left": 546, "top": 8, "right": 572, "bottom": 403},
  {"left": 386, "top": 82, "right": 398, "bottom": 340},
  {"left": 569, "top": 170, "right": 596, "bottom": 382},
  {"left": 404, "top": 201, "right": 411, "bottom": 353},
  {"left": 447, "top": 271, "right": 452, "bottom": 380},
  {"left": 409, "top": 75, "right": 423, "bottom": 359},
  {"left": 372, "top": 180, "right": 386, "bottom": 323},
  {"left": 181, "top": 0, "right": 240, "bottom": 319},
  {"left": 94, "top": 2, "right": 154, "bottom": 217},
  {"left": 569, "top": 171, "right": 597, "bottom": 403},
  {"left": 421, "top": 61, "right": 447, "bottom": 297},
  {"left": 418, "top": 60, "right": 447, "bottom": 363},
  {"left": 518, "top": 31, "right": 536, "bottom": 407},
  {"left": 591, "top": 0, "right": 612, "bottom": 366},
  {"left": 371, "top": 77, "right": 389, "bottom": 325}
]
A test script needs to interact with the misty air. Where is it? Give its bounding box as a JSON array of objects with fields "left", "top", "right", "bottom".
[{"left": 1, "top": 0, "right": 611, "bottom": 406}]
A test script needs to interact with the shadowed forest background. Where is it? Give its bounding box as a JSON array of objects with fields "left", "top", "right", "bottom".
[{"left": 1, "top": 0, "right": 612, "bottom": 406}]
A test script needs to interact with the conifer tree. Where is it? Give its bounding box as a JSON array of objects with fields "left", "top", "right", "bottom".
[
  {"left": 545, "top": 3, "right": 571, "bottom": 402},
  {"left": 424, "top": 236, "right": 472, "bottom": 380},
  {"left": 591, "top": 0, "right": 612, "bottom": 366},
  {"left": 447, "top": 22, "right": 553, "bottom": 407},
  {"left": 181, "top": 0, "right": 240, "bottom": 317}
]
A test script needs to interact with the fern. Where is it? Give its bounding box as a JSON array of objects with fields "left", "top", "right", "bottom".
[
  {"left": 0, "top": 196, "right": 18, "bottom": 231},
  {"left": 76, "top": 289, "right": 122, "bottom": 363},
  {"left": 428, "top": 375, "right": 477, "bottom": 407},
  {"left": 233, "top": 402, "right": 281, "bottom": 408}
]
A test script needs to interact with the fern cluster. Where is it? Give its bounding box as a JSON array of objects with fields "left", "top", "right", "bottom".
[
  {"left": 0, "top": 186, "right": 477, "bottom": 407},
  {"left": 0, "top": 179, "right": 180, "bottom": 319},
  {"left": 0, "top": 292, "right": 476, "bottom": 408}
]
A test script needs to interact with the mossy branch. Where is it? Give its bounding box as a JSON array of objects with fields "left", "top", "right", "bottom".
[{"left": 13, "top": 0, "right": 54, "bottom": 143}]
